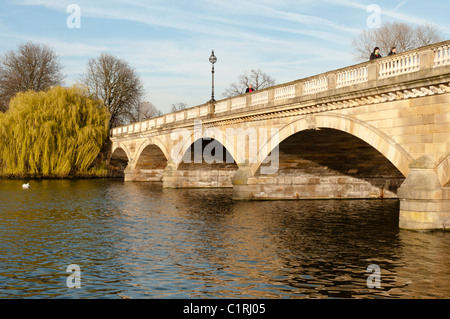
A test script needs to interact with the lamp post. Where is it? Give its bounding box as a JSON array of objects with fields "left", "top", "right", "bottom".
[{"left": 209, "top": 50, "right": 217, "bottom": 102}]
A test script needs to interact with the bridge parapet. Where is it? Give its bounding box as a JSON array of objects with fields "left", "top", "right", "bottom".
[
  {"left": 336, "top": 66, "right": 368, "bottom": 89},
  {"left": 434, "top": 43, "right": 450, "bottom": 67}
]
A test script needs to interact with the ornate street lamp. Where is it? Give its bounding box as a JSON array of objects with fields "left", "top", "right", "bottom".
[{"left": 209, "top": 50, "right": 217, "bottom": 102}]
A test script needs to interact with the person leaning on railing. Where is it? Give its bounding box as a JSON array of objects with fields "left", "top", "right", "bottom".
[
  {"left": 388, "top": 47, "right": 397, "bottom": 56},
  {"left": 246, "top": 84, "right": 255, "bottom": 93},
  {"left": 370, "top": 47, "right": 382, "bottom": 60}
]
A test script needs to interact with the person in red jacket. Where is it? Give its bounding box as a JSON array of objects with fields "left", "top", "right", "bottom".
[{"left": 246, "top": 84, "right": 255, "bottom": 93}]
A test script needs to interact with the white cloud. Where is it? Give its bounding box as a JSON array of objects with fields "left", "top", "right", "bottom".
[
  {"left": 6, "top": 0, "right": 447, "bottom": 111},
  {"left": 321, "top": 0, "right": 450, "bottom": 34}
]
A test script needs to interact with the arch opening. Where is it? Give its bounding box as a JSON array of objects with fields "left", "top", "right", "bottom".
[
  {"left": 109, "top": 147, "right": 129, "bottom": 178},
  {"left": 134, "top": 144, "right": 168, "bottom": 182},
  {"left": 176, "top": 138, "right": 238, "bottom": 188},
  {"left": 255, "top": 128, "right": 405, "bottom": 199}
]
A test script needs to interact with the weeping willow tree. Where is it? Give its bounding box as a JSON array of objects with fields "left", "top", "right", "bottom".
[{"left": 0, "top": 85, "right": 109, "bottom": 178}]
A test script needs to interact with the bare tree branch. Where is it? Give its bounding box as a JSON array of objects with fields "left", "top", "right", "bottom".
[
  {"left": 222, "top": 69, "right": 276, "bottom": 98},
  {"left": 137, "top": 101, "right": 162, "bottom": 120},
  {"left": 171, "top": 102, "right": 188, "bottom": 112},
  {"left": 351, "top": 22, "right": 443, "bottom": 62},
  {"left": 415, "top": 24, "right": 443, "bottom": 46},
  {"left": 0, "top": 42, "right": 64, "bottom": 112},
  {"left": 81, "top": 53, "right": 145, "bottom": 128}
]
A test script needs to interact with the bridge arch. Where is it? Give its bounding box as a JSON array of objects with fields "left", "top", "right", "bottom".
[
  {"left": 252, "top": 113, "right": 414, "bottom": 177},
  {"left": 174, "top": 133, "right": 238, "bottom": 188},
  {"left": 173, "top": 127, "right": 239, "bottom": 167},
  {"left": 177, "top": 137, "right": 238, "bottom": 170},
  {"left": 110, "top": 143, "right": 131, "bottom": 177},
  {"left": 111, "top": 143, "right": 131, "bottom": 162},
  {"left": 133, "top": 137, "right": 170, "bottom": 170}
]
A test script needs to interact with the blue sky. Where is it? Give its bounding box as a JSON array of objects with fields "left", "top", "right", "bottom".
[{"left": 0, "top": 0, "right": 449, "bottom": 114}]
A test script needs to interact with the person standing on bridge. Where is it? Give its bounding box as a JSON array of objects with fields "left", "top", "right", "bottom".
[
  {"left": 246, "top": 84, "right": 255, "bottom": 93},
  {"left": 388, "top": 47, "right": 397, "bottom": 56},
  {"left": 370, "top": 47, "right": 382, "bottom": 60}
]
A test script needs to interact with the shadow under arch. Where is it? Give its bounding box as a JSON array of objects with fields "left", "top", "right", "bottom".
[
  {"left": 133, "top": 137, "right": 170, "bottom": 170},
  {"left": 178, "top": 137, "right": 238, "bottom": 171},
  {"left": 175, "top": 135, "right": 238, "bottom": 188},
  {"left": 109, "top": 144, "right": 130, "bottom": 177},
  {"left": 173, "top": 126, "right": 240, "bottom": 167},
  {"left": 252, "top": 113, "right": 414, "bottom": 178},
  {"left": 111, "top": 143, "right": 131, "bottom": 162}
]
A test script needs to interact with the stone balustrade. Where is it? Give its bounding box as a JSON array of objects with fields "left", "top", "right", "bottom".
[
  {"left": 231, "top": 96, "right": 247, "bottom": 110},
  {"left": 379, "top": 52, "right": 420, "bottom": 79},
  {"left": 214, "top": 100, "right": 228, "bottom": 113},
  {"left": 434, "top": 44, "right": 450, "bottom": 67},
  {"left": 336, "top": 66, "right": 368, "bottom": 88},
  {"left": 303, "top": 76, "right": 329, "bottom": 95},
  {"left": 251, "top": 90, "right": 269, "bottom": 106},
  {"left": 111, "top": 39, "right": 450, "bottom": 137},
  {"left": 274, "top": 84, "right": 296, "bottom": 100}
]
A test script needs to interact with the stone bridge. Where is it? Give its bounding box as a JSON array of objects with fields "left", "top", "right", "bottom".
[{"left": 110, "top": 40, "right": 450, "bottom": 230}]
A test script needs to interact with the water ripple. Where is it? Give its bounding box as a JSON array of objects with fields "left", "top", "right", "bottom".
[{"left": 0, "top": 179, "right": 449, "bottom": 298}]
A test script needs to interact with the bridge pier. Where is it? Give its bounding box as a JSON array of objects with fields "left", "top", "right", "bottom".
[
  {"left": 125, "top": 168, "right": 164, "bottom": 182},
  {"left": 123, "top": 162, "right": 134, "bottom": 182},
  {"left": 398, "top": 156, "right": 450, "bottom": 230},
  {"left": 231, "top": 164, "right": 255, "bottom": 200},
  {"left": 162, "top": 161, "right": 178, "bottom": 188},
  {"left": 123, "top": 159, "right": 164, "bottom": 182},
  {"left": 162, "top": 161, "right": 235, "bottom": 188}
]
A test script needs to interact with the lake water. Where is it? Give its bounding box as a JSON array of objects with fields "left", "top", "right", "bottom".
[{"left": 0, "top": 179, "right": 449, "bottom": 299}]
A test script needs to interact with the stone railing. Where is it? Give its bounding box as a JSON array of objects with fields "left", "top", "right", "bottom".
[
  {"left": 214, "top": 100, "right": 228, "bottom": 113},
  {"left": 303, "top": 76, "right": 328, "bottom": 95},
  {"left": 251, "top": 90, "right": 269, "bottom": 106},
  {"left": 434, "top": 43, "right": 450, "bottom": 67},
  {"left": 111, "top": 39, "right": 450, "bottom": 137},
  {"left": 274, "top": 84, "right": 296, "bottom": 100},
  {"left": 231, "top": 96, "right": 247, "bottom": 110},
  {"left": 379, "top": 52, "right": 420, "bottom": 79},
  {"left": 336, "top": 66, "right": 368, "bottom": 88}
]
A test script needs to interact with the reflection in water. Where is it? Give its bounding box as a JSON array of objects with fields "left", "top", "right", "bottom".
[{"left": 0, "top": 179, "right": 449, "bottom": 299}]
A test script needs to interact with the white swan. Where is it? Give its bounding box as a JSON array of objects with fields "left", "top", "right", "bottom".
[{"left": 22, "top": 183, "right": 30, "bottom": 189}]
